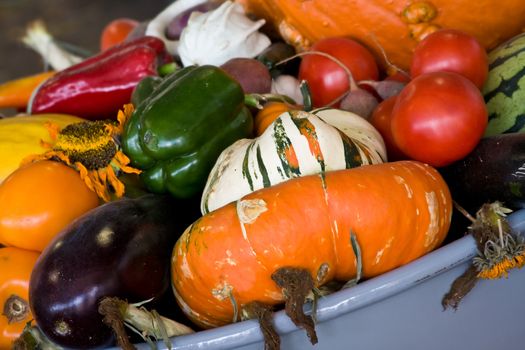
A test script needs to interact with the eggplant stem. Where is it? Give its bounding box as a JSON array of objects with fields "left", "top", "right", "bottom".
[
  {"left": 99, "top": 296, "right": 194, "bottom": 350},
  {"left": 151, "top": 309, "right": 172, "bottom": 350},
  {"left": 98, "top": 298, "right": 136, "bottom": 350},
  {"left": 12, "top": 322, "right": 64, "bottom": 350}
]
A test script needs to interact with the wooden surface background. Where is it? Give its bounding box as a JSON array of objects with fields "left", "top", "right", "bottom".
[{"left": 0, "top": 0, "right": 173, "bottom": 82}]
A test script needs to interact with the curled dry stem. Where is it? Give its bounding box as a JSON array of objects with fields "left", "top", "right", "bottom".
[
  {"left": 343, "top": 231, "right": 363, "bottom": 289},
  {"left": 441, "top": 264, "right": 479, "bottom": 311},
  {"left": 242, "top": 302, "right": 280, "bottom": 350},
  {"left": 242, "top": 267, "right": 322, "bottom": 350},
  {"left": 271, "top": 267, "right": 318, "bottom": 345},
  {"left": 98, "top": 297, "right": 194, "bottom": 350},
  {"left": 98, "top": 298, "right": 135, "bottom": 350},
  {"left": 443, "top": 202, "right": 525, "bottom": 310}
]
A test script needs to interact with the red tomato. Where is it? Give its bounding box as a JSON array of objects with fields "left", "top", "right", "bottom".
[
  {"left": 385, "top": 71, "right": 411, "bottom": 84},
  {"left": 298, "top": 37, "right": 379, "bottom": 108},
  {"left": 100, "top": 18, "right": 139, "bottom": 51},
  {"left": 410, "top": 29, "right": 488, "bottom": 89},
  {"left": 369, "top": 96, "right": 407, "bottom": 161},
  {"left": 391, "top": 72, "right": 487, "bottom": 167}
]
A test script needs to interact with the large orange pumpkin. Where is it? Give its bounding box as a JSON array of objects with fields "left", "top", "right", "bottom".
[
  {"left": 172, "top": 161, "right": 452, "bottom": 328},
  {"left": 236, "top": 0, "right": 525, "bottom": 72}
]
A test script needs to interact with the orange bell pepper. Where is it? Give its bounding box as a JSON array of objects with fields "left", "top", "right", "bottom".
[
  {"left": 0, "top": 160, "right": 100, "bottom": 252},
  {"left": 0, "top": 246, "right": 39, "bottom": 349},
  {"left": 0, "top": 71, "right": 55, "bottom": 109}
]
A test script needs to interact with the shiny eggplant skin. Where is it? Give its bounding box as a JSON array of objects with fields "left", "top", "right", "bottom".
[
  {"left": 439, "top": 132, "right": 525, "bottom": 211},
  {"left": 29, "top": 194, "right": 199, "bottom": 348}
]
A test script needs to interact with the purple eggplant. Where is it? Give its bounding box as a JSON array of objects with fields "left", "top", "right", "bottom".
[{"left": 29, "top": 194, "right": 200, "bottom": 348}]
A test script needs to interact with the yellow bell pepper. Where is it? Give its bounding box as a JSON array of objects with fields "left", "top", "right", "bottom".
[{"left": 0, "top": 114, "right": 84, "bottom": 182}]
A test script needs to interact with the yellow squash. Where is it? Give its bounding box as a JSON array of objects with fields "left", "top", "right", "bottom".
[{"left": 0, "top": 114, "right": 84, "bottom": 183}]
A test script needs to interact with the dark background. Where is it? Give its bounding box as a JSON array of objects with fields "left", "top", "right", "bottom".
[{"left": 0, "top": 0, "right": 173, "bottom": 82}]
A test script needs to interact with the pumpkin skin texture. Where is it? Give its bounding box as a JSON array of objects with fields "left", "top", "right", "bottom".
[
  {"left": 173, "top": 160, "right": 452, "bottom": 328},
  {"left": 254, "top": 101, "right": 298, "bottom": 136},
  {"left": 236, "top": 0, "right": 525, "bottom": 71}
]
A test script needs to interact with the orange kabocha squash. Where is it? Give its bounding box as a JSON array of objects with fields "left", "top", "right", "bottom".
[
  {"left": 253, "top": 101, "right": 299, "bottom": 136},
  {"left": 236, "top": 0, "right": 525, "bottom": 71},
  {"left": 172, "top": 160, "right": 452, "bottom": 328}
]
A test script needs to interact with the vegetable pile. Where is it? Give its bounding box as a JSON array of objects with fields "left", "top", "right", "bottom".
[{"left": 1, "top": 0, "right": 525, "bottom": 349}]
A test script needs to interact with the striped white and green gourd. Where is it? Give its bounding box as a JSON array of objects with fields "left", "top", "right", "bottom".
[
  {"left": 483, "top": 32, "right": 525, "bottom": 136},
  {"left": 200, "top": 108, "right": 386, "bottom": 214}
]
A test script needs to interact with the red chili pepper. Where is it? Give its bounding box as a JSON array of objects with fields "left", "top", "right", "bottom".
[{"left": 28, "top": 36, "right": 172, "bottom": 120}]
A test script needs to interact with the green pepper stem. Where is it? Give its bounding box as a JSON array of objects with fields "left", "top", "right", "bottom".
[
  {"left": 244, "top": 93, "right": 297, "bottom": 109},
  {"left": 157, "top": 62, "right": 179, "bottom": 77}
]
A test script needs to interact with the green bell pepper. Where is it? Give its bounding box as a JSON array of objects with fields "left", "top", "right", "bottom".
[{"left": 122, "top": 65, "right": 253, "bottom": 198}]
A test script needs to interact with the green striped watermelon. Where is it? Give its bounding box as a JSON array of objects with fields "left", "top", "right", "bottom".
[
  {"left": 483, "top": 32, "right": 525, "bottom": 136},
  {"left": 200, "top": 108, "right": 386, "bottom": 214}
]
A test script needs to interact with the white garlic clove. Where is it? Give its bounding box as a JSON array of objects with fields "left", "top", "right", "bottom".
[
  {"left": 145, "top": 0, "right": 208, "bottom": 56},
  {"left": 178, "top": 1, "right": 271, "bottom": 67}
]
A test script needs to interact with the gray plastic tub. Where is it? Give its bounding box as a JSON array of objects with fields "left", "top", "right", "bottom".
[{"left": 124, "top": 210, "right": 525, "bottom": 350}]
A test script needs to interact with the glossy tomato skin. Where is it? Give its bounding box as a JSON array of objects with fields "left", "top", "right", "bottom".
[
  {"left": 410, "top": 29, "right": 488, "bottom": 89},
  {"left": 298, "top": 37, "right": 379, "bottom": 108},
  {"left": 0, "top": 160, "right": 100, "bottom": 252},
  {"left": 100, "top": 18, "right": 139, "bottom": 51},
  {"left": 0, "top": 247, "right": 39, "bottom": 349},
  {"left": 391, "top": 72, "right": 487, "bottom": 167},
  {"left": 369, "top": 96, "right": 406, "bottom": 161}
]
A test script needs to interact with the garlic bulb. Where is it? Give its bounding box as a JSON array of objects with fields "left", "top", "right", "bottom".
[
  {"left": 178, "top": 1, "right": 271, "bottom": 67},
  {"left": 145, "top": 0, "right": 208, "bottom": 56}
]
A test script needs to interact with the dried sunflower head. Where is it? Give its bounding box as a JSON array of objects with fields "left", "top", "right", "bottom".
[
  {"left": 470, "top": 202, "right": 525, "bottom": 279},
  {"left": 22, "top": 104, "right": 140, "bottom": 202}
]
